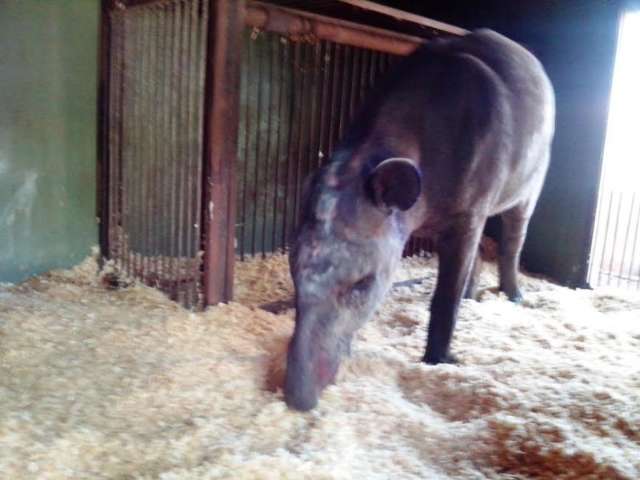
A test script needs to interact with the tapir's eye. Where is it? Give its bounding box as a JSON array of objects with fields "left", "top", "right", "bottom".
[{"left": 352, "top": 274, "right": 375, "bottom": 294}]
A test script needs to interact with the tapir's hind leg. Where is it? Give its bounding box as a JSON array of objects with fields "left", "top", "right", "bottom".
[
  {"left": 424, "top": 217, "right": 485, "bottom": 365},
  {"left": 498, "top": 202, "right": 534, "bottom": 303}
]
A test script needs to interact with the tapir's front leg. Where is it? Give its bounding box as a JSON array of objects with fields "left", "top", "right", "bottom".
[{"left": 423, "top": 217, "right": 485, "bottom": 364}]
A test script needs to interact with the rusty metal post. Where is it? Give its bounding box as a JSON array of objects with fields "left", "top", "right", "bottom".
[
  {"left": 244, "top": 1, "right": 424, "bottom": 55},
  {"left": 202, "top": 0, "right": 244, "bottom": 305}
]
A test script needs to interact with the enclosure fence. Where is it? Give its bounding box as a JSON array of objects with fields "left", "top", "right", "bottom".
[
  {"left": 100, "top": 0, "right": 454, "bottom": 308},
  {"left": 236, "top": 2, "right": 437, "bottom": 260},
  {"left": 101, "top": 0, "right": 210, "bottom": 308},
  {"left": 589, "top": 189, "right": 640, "bottom": 290}
]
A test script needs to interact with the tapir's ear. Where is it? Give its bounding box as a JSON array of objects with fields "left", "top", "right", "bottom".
[{"left": 366, "top": 158, "right": 421, "bottom": 211}]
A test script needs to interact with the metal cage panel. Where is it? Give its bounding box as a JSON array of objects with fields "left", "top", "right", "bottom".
[
  {"left": 102, "top": 0, "right": 209, "bottom": 308},
  {"left": 100, "top": 1, "right": 441, "bottom": 309},
  {"left": 235, "top": 28, "right": 432, "bottom": 259}
]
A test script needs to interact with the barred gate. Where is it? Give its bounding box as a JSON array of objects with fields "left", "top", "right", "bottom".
[
  {"left": 99, "top": 0, "right": 241, "bottom": 308},
  {"left": 589, "top": 189, "right": 640, "bottom": 290}
]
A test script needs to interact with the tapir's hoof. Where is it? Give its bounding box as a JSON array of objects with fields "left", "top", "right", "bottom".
[
  {"left": 423, "top": 352, "right": 459, "bottom": 365},
  {"left": 507, "top": 291, "right": 524, "bottom": 303},
  {"left": 500, "top": 285, "right": 524, "bottom": 303}
]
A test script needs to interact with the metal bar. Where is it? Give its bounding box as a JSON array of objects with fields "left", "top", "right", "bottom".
[
  {"left": 250, "top": 31, "right": 263, "bottom": 257},
  {"left": 278, "top": 39, "right": 295, "bottom": 249},
  {"left": 597, "top": 191, "right": 615, "bottom": 285},
  {"left": 131, "top": 7, "right": 144, "bottom": 280},
  {"left": 627, "top": 193, "right": 640, "bottom": 288},
  {"left": 187, "top": 0, "right": 202, "bottom": 306},
  {"left": 107, "top": 12, "right": 121, "bottom": 264},
  {"left": 159, "top": 3, "right": 171, "bottom": 294},
  {"left": 202, "top": 0, "right": 243, "bottom": 305},
  {"left": 316, "top": 40, "right": 332, "bottom": 167},
  {"left": 245, "top": 2, "right": 423, "bottom": 55},
  {"left": 115, "top": 12, "right": 127, "bottom": 274},
  {"left": 239, "top": 31, "right": 252, "bottom": 260},
  {"left": 607, "top": 192, "right": 624, "bottom": 286},
  {"left": 281, "top": 39, "right": 298, "bottom": 249},
  {"left": 151, "top": 4, "right": 163, "bottom": 287},
  {"left": 98, "top": 1, "right": 112, "bottom": 264},
  {"left": 358, "top": 47, "right": 369, "bottom": 107},
  {"left": 168, "top": 0, "right": 182, "bottom": 298},
  {"left": 143, "top": 6, "right": 154, "bottom": 283},
  {"left": 279, "top": 37, "right": 293, "bottom": 252},
  {"left": 378, "top": 50, "right": 387, "bottom": 75},
  {"left": 260, "top": 35, "right": 274, "bottom": 258},
  {"left": 195, "top": 0, "right": 210, "bottom": 307},
  {"left": 292, "top": 41, "right": 307, "bottom": 233},
  {"left": 139, "top": 5, "right": 151, "bottom": 280},
  {"left": 123, "top": 9, "right": 135, "bottom": 278},
  {"left": 338, "top": 44, "right": 353, "bottom": 140},
  {"left": 335, "top": 0, "right": 468, "bottom": 36},
  {"left": 327, "top": 42, "right": 342, "bottom": 155},
  {"left": 295, "top": 41, "right": 313, "bottom": 228},
  {"left": 171, "top": 0, "right": 183, "bottom": 300},
  {"left": 617, "top": 194, "right": 635, "bottom": 287},
  {"left": 349, "top": 47, "right": 361, "bottom": 121},
  {"left": 307, "top": 41, "right": 322, "bottom": 173},
  {"left": 271, "top": 35, "right": 284, "bottom": 253},
  {"left": 588, "top": 178, "right": 606, "bottom": 286},
  {"left": 184, "top": 0, "right": 197, "bottom": 302}
]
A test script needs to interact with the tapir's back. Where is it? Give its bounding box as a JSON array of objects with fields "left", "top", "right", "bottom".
[
  {"left": 454, "top": 29, "right": 555, "bottom": 213},
  {"left": 366, "top": 29, "right": 555, "bottom": 217}
]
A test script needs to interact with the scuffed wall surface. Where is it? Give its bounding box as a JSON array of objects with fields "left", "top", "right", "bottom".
[{"left": 0, "top": 0, "right": 98, "bottom": 282}]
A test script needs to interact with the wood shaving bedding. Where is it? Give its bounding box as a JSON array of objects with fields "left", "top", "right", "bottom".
[{"left": 1, "top": 251, "right": 639, "bottom": 479}]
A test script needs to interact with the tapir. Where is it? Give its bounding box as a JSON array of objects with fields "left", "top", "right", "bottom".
[{"left": 284, "top": 29, "right": 555, "bottom": 411}]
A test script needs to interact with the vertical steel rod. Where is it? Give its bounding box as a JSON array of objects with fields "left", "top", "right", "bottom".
[
  {"left": 606, "top": 192, "right": 624, "bottom": 285},
  {"left": 260, "top": 35, "right": 274, "bottom": 257},
  {"left": 617, "top": 194, "right": 635, "bottom": 287},
  {"left": 626, "top": 193, "right": 640, "bottom": 288},
  {"left": 597, "top": 191, "right": 615, "bottom": 285},
  {"left": 271, "top": 36, "right": 284, "bottom": 253},
  {"left": 239, "top": 31, "right": 252, "bottom": 260},
  {"left": 250, "top": 32, "right": 263, "bottom": 257}
]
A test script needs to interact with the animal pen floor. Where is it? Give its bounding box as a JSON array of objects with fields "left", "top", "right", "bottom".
[{"left": 1, "top": 251, "right": 639, "bottom": 479}]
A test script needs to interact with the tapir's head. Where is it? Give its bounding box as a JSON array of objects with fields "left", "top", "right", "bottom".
[{"left": 284, "top": 156, "right": 422, "bottom": 411}]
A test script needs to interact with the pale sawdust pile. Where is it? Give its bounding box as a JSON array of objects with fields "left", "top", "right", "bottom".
[{"left": 1, "top": 251, "right": 639, "bottom": 479}]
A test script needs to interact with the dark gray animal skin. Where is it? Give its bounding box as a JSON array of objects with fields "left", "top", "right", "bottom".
[{"left": 285, "top": 29, "right": 555, "bottom": 411}]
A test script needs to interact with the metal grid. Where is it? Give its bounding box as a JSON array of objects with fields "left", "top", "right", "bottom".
[
  {"left": 100, "top": 1, "right": 437, "bottom": 309},
  {"left": 102, "top": 0, "right": 209, "bottom": 308},
  {"left": 589, "top": 189, "right": 640, "bottom": 290},
  {"left": 235, "top": 28, "right": 432, "bottom": 259}
]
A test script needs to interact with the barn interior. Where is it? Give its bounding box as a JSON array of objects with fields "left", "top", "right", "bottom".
[{"left": 1, "top": 0, "right": 640, "bottom": 478}]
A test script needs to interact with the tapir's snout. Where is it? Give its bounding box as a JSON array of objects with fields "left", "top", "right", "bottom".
[
  {"left": 284, "top": 350, "right": 320, "bottom": 411},
  {"left": 284, "top": 311, "right": 341, "bottom": 411}
]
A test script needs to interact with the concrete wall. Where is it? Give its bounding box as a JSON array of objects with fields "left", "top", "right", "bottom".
[{"left": 0, "top": 0, "right": 99, "bottom": 282}]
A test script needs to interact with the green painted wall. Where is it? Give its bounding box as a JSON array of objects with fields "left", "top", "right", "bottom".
[{"left": 0, "top": 0, "right": 99, "bottom": 283}]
